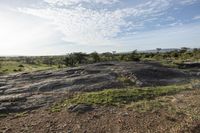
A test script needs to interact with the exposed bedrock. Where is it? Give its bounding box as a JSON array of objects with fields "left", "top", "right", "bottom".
[{"left": 0, "top": 61, "right": 198, "bottom": 114}]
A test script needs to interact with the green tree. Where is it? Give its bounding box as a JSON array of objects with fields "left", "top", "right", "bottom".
[
  {"left": 119, "top": 54, "right": 126, "bottom": 61},
  {"left": 73, "top": 52, "right": 87, "bottom": 64},
  {"left": 128, "top": 50, "right": 140, "bottom": 61},
  {"left": 91, "top": 52, "right": 100, "bottom": 63},
  {"left": 102, "top": 52, "right": 114, "bottom": 61},
  {"left": 42, "top": 57, "right": 51, "bottom": 66},
  {"left": 180, "top": 47, "right": 189, "bottom": 53},
  {"left": 156, "top": 48, "right": 162, "bottom": 53},
  {"left": 64, "top": 54, "right": 75, "bottom": 67},
  {"left": 64, "top": 52, "right": 88, "bottom": 67}
]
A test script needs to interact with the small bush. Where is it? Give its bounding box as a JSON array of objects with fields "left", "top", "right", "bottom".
[
  {"left": 3, "top": 69, "right": 8, "bottom": 72},
  {"left": 13, "top": 69, "right": 18, "bottom": 72},
  {"left": 18, "top": 64, "right": 24, "bottom": 67}
]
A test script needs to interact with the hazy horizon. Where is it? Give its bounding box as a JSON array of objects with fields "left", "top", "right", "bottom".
[{"left": 0, "top": 0, "right": 200, "bottom": 56}]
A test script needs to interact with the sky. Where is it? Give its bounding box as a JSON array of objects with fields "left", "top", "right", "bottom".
[{"left": 0, "top": 0, "right": 200, "bottom": 56}]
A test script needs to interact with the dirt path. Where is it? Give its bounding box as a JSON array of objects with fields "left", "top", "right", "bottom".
[{"left": 0, "top": 89, "right": 200, "bottom": 133}]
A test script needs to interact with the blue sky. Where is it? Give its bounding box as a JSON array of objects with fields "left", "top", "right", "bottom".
[{"left": 0, "top": 0, "right": 200, "bottom": 55}]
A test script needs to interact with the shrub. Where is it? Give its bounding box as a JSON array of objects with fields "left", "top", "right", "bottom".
[
  {"left": 18, "top": 64, "right": 24, "bottom": 67},
  {"left": 91, "top": 52, "right": 100, "bottom": 63}
]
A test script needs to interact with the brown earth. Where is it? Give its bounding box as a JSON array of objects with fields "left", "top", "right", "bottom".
[{"left": 0, "top": 89, "right": 200, "bottom": 133}]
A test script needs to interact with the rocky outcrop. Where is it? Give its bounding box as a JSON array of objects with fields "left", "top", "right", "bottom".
[{"left": 0, "top": 61, "right": 196, "bottom": 114}]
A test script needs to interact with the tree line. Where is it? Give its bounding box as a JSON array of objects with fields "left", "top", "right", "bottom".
[{"left": 0, "top": 47, "right": 199, "bottom": 68}]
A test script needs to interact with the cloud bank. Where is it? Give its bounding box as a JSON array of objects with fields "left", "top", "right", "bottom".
[{"left": 19, "top": 0, "right": 183, "bottom": 45}]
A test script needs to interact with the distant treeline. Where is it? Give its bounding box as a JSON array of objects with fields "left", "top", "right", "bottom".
[{"left": 0, "top": 47, "right": 199, "bottom": 68}]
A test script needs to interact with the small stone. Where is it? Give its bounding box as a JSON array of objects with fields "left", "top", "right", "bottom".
[{"left": 122, "top": 112, "right": 129, "bottom": 116}]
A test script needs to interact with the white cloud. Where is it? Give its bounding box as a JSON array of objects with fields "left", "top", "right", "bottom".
[
  {"left": 193, "top": 15, "right": 200, "bottom": 20},
  {"left": 1, "top": 0, "right": 199, "bottom": 55},
  {"left": 18, "top": 0, "right": 174, "bottom": 46},
  {"left": 43, "top": 0, "right": 119, "bottom": 6},
  {"left": 0, "top": 9, "right": 63, "bottom": 56},
  {"left": 19, "top": 7, "right": 124, "bottom": 45},
  {"left": 169, "top": 21, "right": 183, "bottom": 26},
  {"left": 179, "top": 0, "right": 198, "bottom": 5}
]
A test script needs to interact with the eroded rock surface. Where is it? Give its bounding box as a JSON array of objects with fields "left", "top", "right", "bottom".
[{"left": 0, "top": 61, "right": 197, "bottom": 114}]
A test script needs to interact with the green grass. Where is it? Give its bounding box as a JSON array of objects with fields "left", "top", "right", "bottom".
[
  {"left": 14, "top": 111, "right": 29, "bottom": 118},
  {"left": 125, "top": 95, "right": 177, "bottom": 113},
  {"left": 50, "top": 84, "right": 191, "bottom": 112},
  {"left": 54, "top": 84, "right": 191, "bottom": 111},
  {"left": 0, "top": 61, "right": 57, "bottom": 74},
  {"left": 126, "top": 100, "right": 166, "bottom": 112}
]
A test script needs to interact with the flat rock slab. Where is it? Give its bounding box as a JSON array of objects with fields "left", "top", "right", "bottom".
[{"left": 0, "top": 61, "right": 197, "bottom": 113}]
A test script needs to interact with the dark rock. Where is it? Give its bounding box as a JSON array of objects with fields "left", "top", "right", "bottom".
[
  {"left": 68, "top": 104, "right": 93, "bottom": 113},
  {"left": 0, "top": 106, "right": 7, "bottom": 113},
  {"left": 177, "top": 62, "right": 200, "bottom": 69}
]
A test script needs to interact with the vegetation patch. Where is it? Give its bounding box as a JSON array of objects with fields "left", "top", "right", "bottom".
[
  {"left": 14, "top": 111, "right": 29, "bottom": 118},
  {"left": 1, "top": 48, "right": 199, "bottom": 74},
  {"left": 0, "top": 61, "right": 57, "bottom": 74},
  {"left": 126, "top": 100, "right": 166, "bottom": 112},
  {"left": 0, "top": 113, "right": 8, "bottom": 118},
  {"left": 51, "top": 104, "right": 63, "bottom": 113},
  {"left": 65, "top": 85, "right": 190, "bottom": 106},
  {"left": 117, "top": 76, "right": 136, "bottom": 85},
  {"left": 48, "top": 84, "right": 192, "bottom": 113}
]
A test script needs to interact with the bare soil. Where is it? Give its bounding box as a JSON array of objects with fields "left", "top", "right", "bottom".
[{"left": 0, "top": 89, "right": 200, "bottom": 133}]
